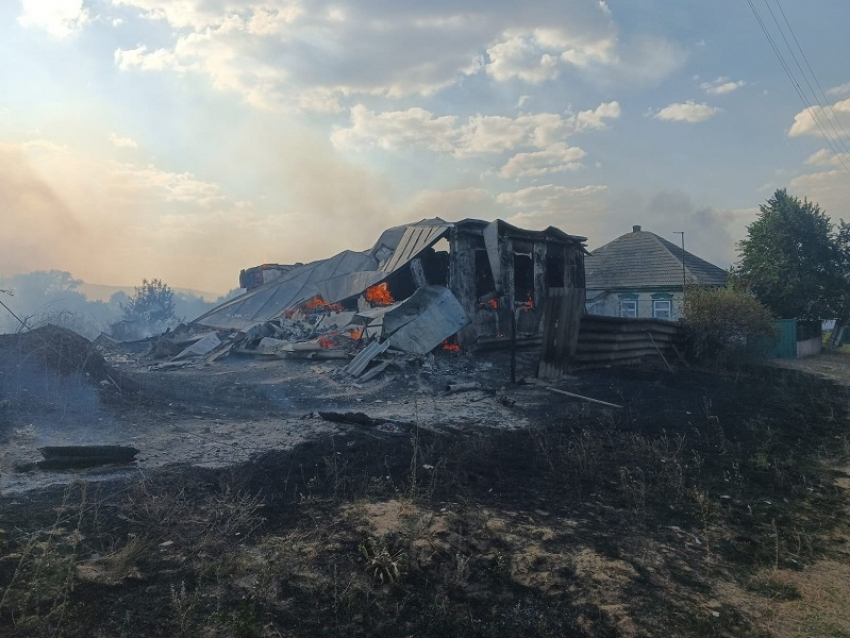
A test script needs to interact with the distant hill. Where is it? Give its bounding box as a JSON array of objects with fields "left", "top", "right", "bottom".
[{"left": 77, "top": 283, "right": 222, "bottom": 302}]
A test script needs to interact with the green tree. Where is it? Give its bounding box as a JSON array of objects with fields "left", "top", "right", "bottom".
[
  {"left": 123, "top": 278, "right": 176, "bottom": 324},
  {"left": 735, "top": 189, "right": 843, "bottom": 320}
]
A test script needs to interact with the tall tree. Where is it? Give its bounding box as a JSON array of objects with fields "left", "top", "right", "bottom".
[
  {"left": 735, "top": 189, "right": 843, "bottom": 320},
  {"left": 123, "top": 278, "right": 176, "bottom": 324}
]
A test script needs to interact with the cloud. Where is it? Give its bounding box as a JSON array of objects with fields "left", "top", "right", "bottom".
[
  {"left": 826, "top": 82, "right": 850, "bottom": 98},
  {"left": 574, "top": 100, "right": 621, "bottom": 130},
  {"left": 789, "top": 168, "right": 850, "bottom": 221},
  {"left": 109, "top": 133, "right": 138, "bottom": 149},
  {"left": 700, "top": 76, "right": 745, "bottom": 95},
  {"left": 330, "top": 105, "right": 459, "bottom": 152},
  {"left": 788, "top": 98, "right": 850, "bottom": 137},
  {"left": 114, "top": 46, "right": 193, "bottom": 73},
  {"left": 482, "top": 28, "right": 684, "bottom": 90},
  {"left": 107, "top": 1, "right": 677, "bottom": 111},
  {"left": 805, "top": 148, "right": 850, "bottom": 167},
  {"left": 608, "top": 35, "right": 686, "bottom": 86},
  {"left": 653, "top": 101, "right": 720, "bottom": 123},
  {"left": 18, "top": 0, "right": 89, "bottom": 38},
  {"left": 486, "top": 36, "right": 560, "bottom": 83},
  {"left": 499, "top": 144, "right": 586, "bottom": 178},
  {"left": 496, "top": 184, "right": 607, "bottom": 208},
  {"left": 406, "top": 188, "right": 504, "bottom": 222},
  {"left": 332, "top": 101, "right": 619, "bottom": 158},
  {"left": 108, "top": 164, "right": 233, "bottom": 207},
  {"left": 496, "top": 184, "right": 608, "bottom": 232}
]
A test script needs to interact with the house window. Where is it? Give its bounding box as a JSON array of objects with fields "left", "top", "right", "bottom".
[
  {"left": 620, "top": 300, "right": 637, "bottom": 318},
  {"left": 653, "top": 299, "right": 672, "bottom": 320}
]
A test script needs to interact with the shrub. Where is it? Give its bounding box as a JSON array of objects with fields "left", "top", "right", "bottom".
[{"left": 683, "top": 285, "right": 778, "bottom": 364}]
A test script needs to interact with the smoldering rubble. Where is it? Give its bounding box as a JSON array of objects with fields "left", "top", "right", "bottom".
[{"left": 96, "top": 217, "right": 593, "bottom": 380}]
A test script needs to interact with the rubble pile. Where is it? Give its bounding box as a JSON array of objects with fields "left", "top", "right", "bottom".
[{"left": 0, "top": 325, "right": 135, "bottom": 398}]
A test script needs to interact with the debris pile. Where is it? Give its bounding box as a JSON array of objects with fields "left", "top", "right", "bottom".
[{"left": 0, "top": 324, "right": 135, "bottom": 398}]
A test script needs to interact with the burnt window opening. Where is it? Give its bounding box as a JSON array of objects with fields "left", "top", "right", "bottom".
[
  {"left": 475, "top": 249, "right": 496, "bottom": 299},
  {"left": 546, "top": 254, "right": 565, "bottom": 288},
  {"left": 513, "top": 253, "right": 534, "bottom": 305},
  {"left": 420, "top": 245, "right": 450, "bottom": 287}
]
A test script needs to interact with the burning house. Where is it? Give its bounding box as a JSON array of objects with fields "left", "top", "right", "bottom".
[{"left": 193, "top": 218, "right": 586, "bottom": 355}]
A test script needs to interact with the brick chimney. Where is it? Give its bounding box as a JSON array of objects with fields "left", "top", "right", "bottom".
[{"left": 632, "top": 225, "right": 642, "bottom": 232}]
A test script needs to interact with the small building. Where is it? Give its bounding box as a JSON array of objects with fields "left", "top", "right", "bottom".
[{"left": 585, "top": 225, "right": 727, "bottom": 321}]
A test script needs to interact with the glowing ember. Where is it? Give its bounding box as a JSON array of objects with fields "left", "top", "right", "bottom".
[
  {"left": 347, "top": 326, "right": 364, "bottom": 340},
  {"left": 479, "top": 298, "right": 498, "bottom": 309},
  {"left": 294, "top": 295, "right": 343, "bottom": 314},
  {"left": 441, "top": 339, "right": 461, "bottom": 352},
  {"left": 365, "top": 282, "right": 394, "bottom": 306},
  {"left": 304, "top": 295, "right": 327, "bottom": 310},
  {"left": 317, "top": 335, "right": 339, "bottom": 348}
]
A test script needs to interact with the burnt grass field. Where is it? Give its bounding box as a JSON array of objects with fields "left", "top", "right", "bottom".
[{"left": 2, "top": 364, "right": 850, "bottom": 638}]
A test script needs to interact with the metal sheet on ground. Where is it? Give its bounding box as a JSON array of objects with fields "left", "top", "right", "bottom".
[{"left": 383, "top": 286, "right": 470, "bottom": 355}]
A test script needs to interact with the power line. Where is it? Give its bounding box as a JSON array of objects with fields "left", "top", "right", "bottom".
[
  {"left": 762, "top": 0, "right": 850, "bottom": 157},
  {"left": 744, "top": 0, "right": 850, "bottom": 178},
  {"left": 774, "top": 0, "right": 850, "bottom": 146}
]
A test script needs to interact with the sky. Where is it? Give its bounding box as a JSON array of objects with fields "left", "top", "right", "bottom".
[{"left": 1, "top": 0, "right": 849, "bottom": 294}]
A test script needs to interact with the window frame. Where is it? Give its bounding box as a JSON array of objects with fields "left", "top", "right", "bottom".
[
  {"left": 653, "top": 299, "right": 672, "bottom": 320},
  {"left": 620, "top": 299, "right": 637, "bottom": 318}
]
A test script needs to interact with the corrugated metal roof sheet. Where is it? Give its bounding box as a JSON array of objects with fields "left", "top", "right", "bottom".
[
  {"left": 193, "top": 216, "right": 586, "bottom": 331},
  {"left": 194, "top": 250, "right": 378, "bottom": 330},
  {"left": 369, "top": 217, "right": 448, "bottom": 259},
  {"left": 379, "top": 223, "right": 451, "bottom": 272},
  {"left": 383, "top": 286, "right": 470, "bottom": 354}
]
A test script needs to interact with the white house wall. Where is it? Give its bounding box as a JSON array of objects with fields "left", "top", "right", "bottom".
[{"left": 586, "top": 290, "right": 684, "bottom": 321}]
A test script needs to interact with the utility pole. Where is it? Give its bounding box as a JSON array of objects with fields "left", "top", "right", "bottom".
[
  {"left": 674, "top": 232, "right": 686, "bottom": 320},
  {"left": 673, "top": 232, "right": 686, "bottom": 290}
]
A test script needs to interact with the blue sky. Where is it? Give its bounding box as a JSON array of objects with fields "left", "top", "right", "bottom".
[{"left": 1, "top": 0, "right": 849, "bottom": 293}]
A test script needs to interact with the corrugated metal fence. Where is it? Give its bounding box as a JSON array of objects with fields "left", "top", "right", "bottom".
[{"left": 572, "top": 315, "right": 684, "bottom": 368}]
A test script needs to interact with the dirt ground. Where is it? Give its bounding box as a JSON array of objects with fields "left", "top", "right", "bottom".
[
  {"left": 2, "top": 330, "right": 850, "bottom": 637},
  {"left": 770, "top": 350, "right": 850, "bottom": 386}
]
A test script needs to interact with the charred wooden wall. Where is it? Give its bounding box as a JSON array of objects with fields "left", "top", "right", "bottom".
[{"left": 448, "top": 227, "right": 586, "bottom": 348}]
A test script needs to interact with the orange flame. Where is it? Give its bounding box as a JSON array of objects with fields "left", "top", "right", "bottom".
[
  {"left": 441, "top": 339, "right": 461, "bottom": 352},
  {"left": 304, "top": 295, "right": 327, "bottom": 310},
  {"left": 317, "top": 335, "right": 339, "bottom": 349},
  {"left": 347, "top": 326, "right": 364, "bottom": 340},
  {"left": 285, "top": 295, "right": 343, "bottom": 318},
  {"left": 517, "top": 292, "right": 534, "bottom": 310},
  {"left": 302, "top": 295, "right": 343, "bottom": 312},
  {"left": 479, "top": 298, "right": 498, "bottom": 309},
  {"left": 365, "top": 282, "right": 394, "bottom": 306}
]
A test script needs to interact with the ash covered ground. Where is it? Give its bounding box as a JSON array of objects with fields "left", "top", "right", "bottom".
[{"left": 2, "top": 326, "right": 850, "bottom": 638}]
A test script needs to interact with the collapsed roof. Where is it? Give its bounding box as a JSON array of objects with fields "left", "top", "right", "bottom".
[{"left": 194, "top": 218, "right": 587, "bottom": 351}]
